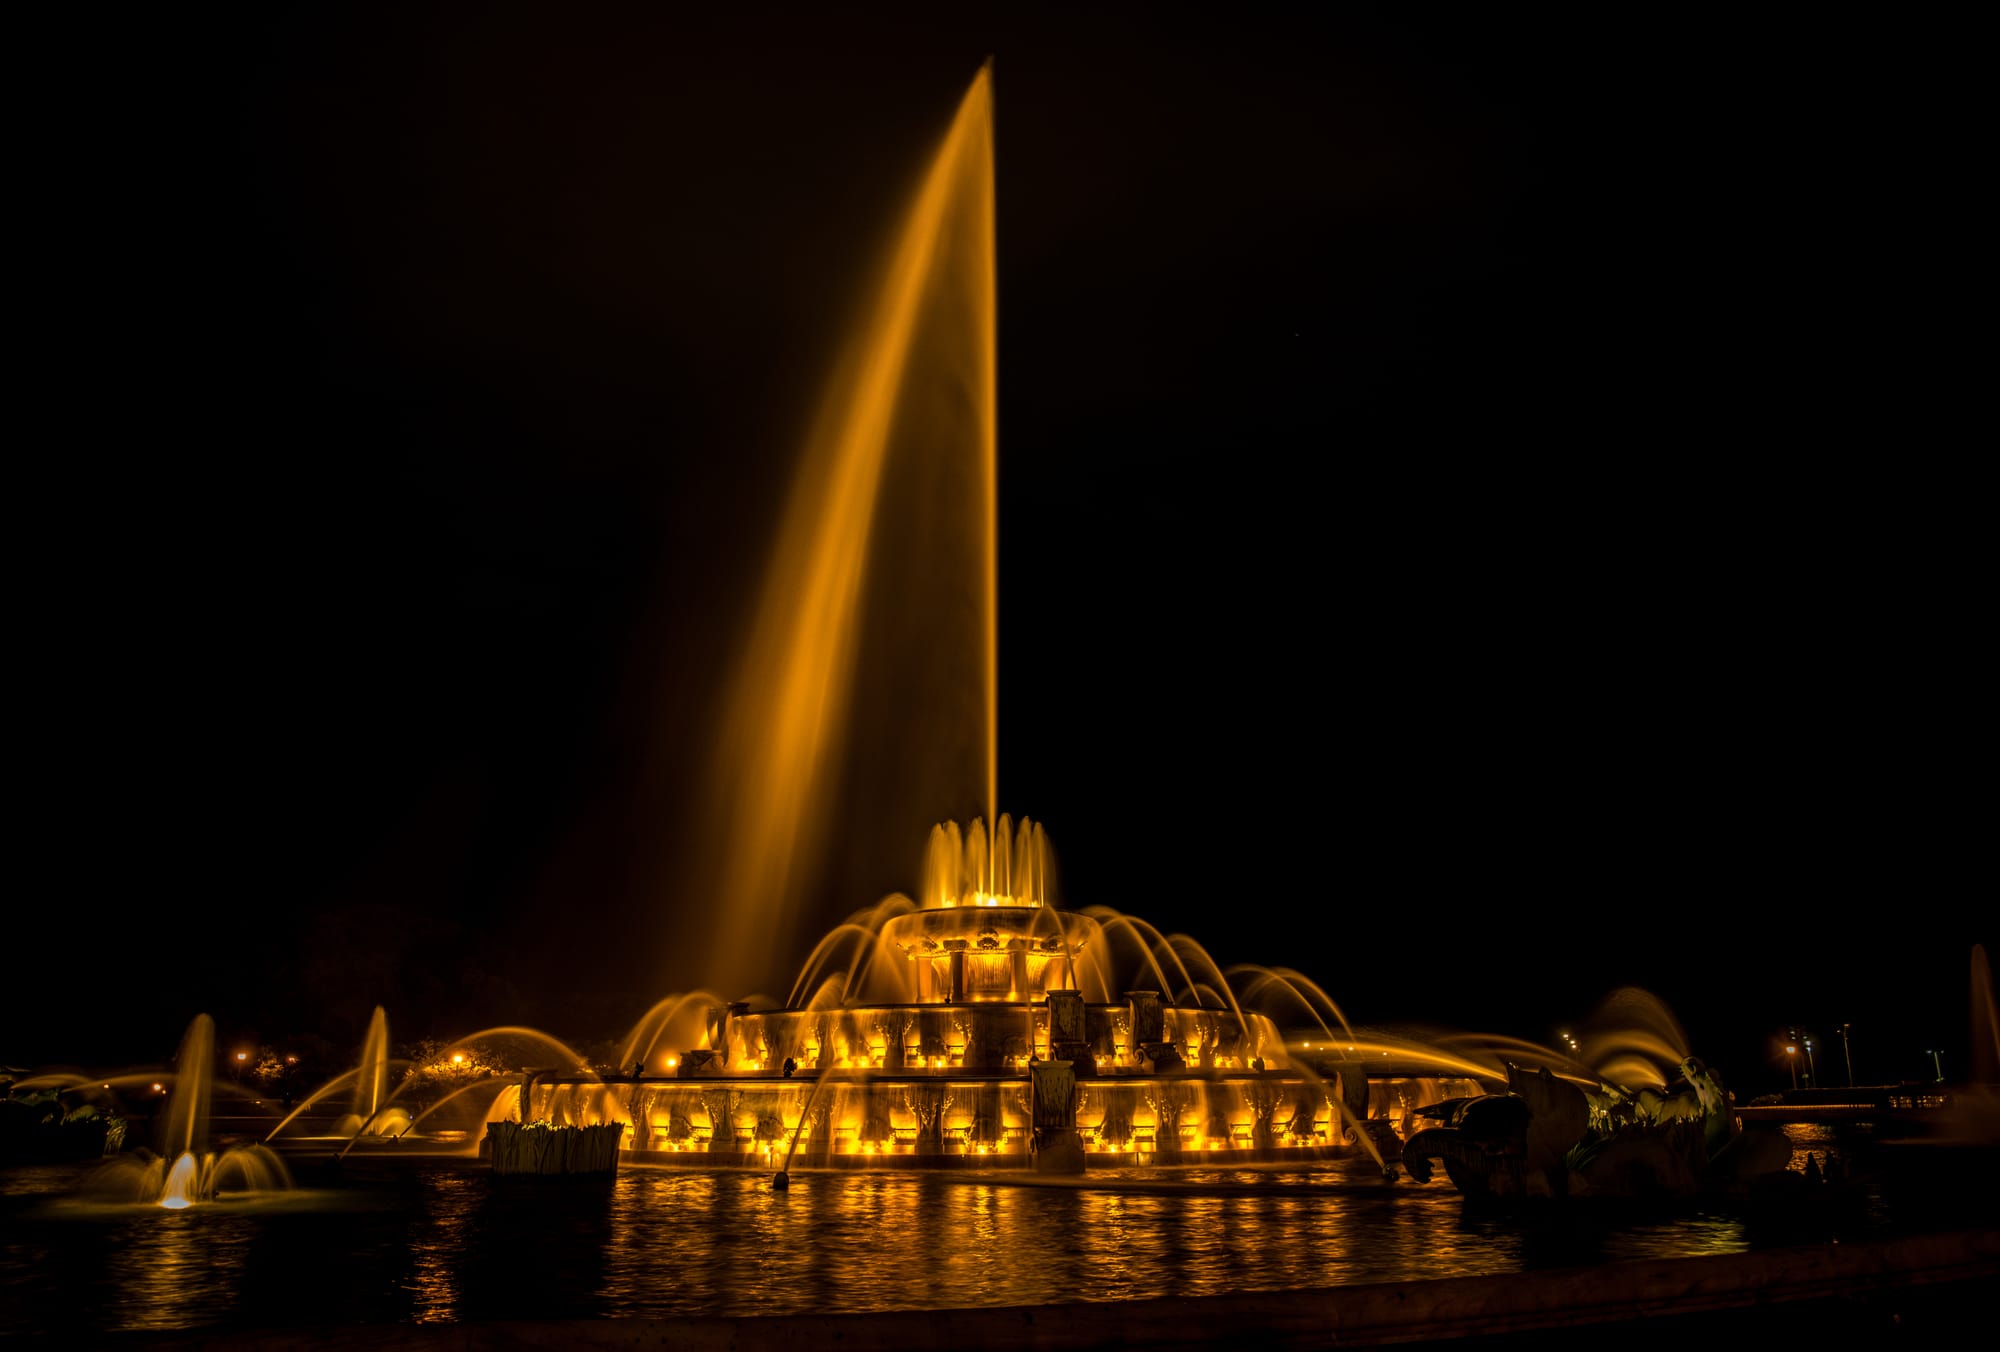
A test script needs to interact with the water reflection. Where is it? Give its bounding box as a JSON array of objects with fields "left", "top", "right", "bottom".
[
  {"left": 406, "top": 1168, "right": 481, "bottom": 1323},
  {"left": 0, "top": 1148, "right": 1981, "bottom": 1336},
  {"left": 114, "top": 1209, "right": 253, "bottom": 1331}
]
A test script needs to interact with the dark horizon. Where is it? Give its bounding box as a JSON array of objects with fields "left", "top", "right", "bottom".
[{"left": 9, "top": 7, "right": 1985, "bottom": 1091}]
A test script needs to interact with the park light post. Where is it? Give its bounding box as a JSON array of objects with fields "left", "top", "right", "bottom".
[
  {"left": 1803, "top": 1035, "right": 1817, "bottom": 1088},
  {"left": 1840, "top": 1023, "right": 1854, "bottom": 1086},
  {"left": 1785, "top": 1043, "right": 1798, "bottom": 1090}
]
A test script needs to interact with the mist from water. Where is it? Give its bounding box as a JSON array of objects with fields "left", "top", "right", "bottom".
[
  {"left": 688, "top": 65, "right": 998, "bottom": 996},
  {"left": 1972, "top": 943, "right": 1996, "bottom": 1084}
]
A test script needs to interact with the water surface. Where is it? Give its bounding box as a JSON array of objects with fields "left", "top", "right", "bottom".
[{"left": 0, "top": 1127, "right": 1971, "bottom": 1337}]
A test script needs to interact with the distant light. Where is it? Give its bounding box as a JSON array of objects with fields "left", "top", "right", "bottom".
[
  {"left": 236, "top": 1052, "right": 248, "bottom": 1062},
  {"left": 451, "top": 1053, "right": 466, "bottom": 1065}
]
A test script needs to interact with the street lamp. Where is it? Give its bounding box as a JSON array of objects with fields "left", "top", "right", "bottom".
[
  {"left": 1785, "top": 1044, "right": 1798, "bottom": 1090},
  {"left": 1926, "top": 1048, "right": 1944, "bottom": 1082},
  {"left": 1839, "top": 1024, "right": 1854, "bottom": 1087},
  {"left": 1803, "top": 1036, "right": 1817, "bottom": 1088}
]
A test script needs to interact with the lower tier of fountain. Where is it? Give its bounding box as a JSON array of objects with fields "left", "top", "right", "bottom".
[
  {"left": 463, "top": 984, "right": 1484, "bottom": 1169},
  {"left": 500, "top": 1065, "right": 1478, "bottom": 1169}
]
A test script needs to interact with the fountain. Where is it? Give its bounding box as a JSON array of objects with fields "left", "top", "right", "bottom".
[
  {"left": 487, "top": 845, "right": 1804, "bottom": 1191},
  {"left": 80, "top": 1014, "right": 293, "bottom": 1208},
  {"left": 254, "top": 1009, "right": 628, "bottom": 1167},
  {"left": 1382, "top": 985, "right": 1832, "bottom": 1202},
  {"left": 449, "top": 64, "right": 1760, "bottom": 1185},
  {"left": 263, "top": 1005, "right": 411, "bottom": 1145},
  {"left": 488, "top": 812, "right": 1497, "bottom": 1175}
]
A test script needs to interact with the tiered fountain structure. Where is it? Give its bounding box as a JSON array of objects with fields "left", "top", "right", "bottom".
[
  {"left": 470, "top": 65, "right": 1486, "bottom": 1175},
  {"left": 510, "top": 815, "right": 1480, "bottom": 1172}
]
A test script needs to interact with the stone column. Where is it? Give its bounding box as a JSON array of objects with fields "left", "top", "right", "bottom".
[
  {"left": 722, "top": 1001, "right": 750, "bottom": 1067},
  {"left": 1127, "top": 990, "right": 1182, "bottom": 1072},
  {"left": 1047, "top": 990, "right": 1093, "bottom": 1075},
  {"left": 1127, "top": 991, "right": 1163, "bottom": 1044},
  {"left": 1030, "top": 1058, "right": 1085, "bottom": 1173}
]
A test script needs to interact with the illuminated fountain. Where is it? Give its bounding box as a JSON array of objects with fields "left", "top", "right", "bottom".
[
  {"left": 264, "top": 1005, "right": 410, "bottom": 1145},
  {"left": 260, "top": 1018, "right": 613, "bottom": 1167},
  {"left": 83, "top": 1014, "right": 293, "bottom": 1208},
  {"left": 503, "top": 833, "right": 1796, "bottom": 1187},
  {"left": 490, "top": 64, "right": 1492, "bottom": 1173},
  {"left": 1398, "top": 990, "right": 1792, "bottom": 1200},
  {"left": 501, "top": 814, "right": 1497, "bottom": 1174}
]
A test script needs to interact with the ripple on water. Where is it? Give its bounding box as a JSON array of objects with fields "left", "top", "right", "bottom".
[{"left": 0, "top": 1153, "right": 1969, "bottom": 1335}]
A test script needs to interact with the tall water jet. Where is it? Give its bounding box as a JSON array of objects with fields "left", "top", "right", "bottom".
[
  {"left": 343, "top": 1006, "right": 393, "bottom": 1135},
  {"left": 689, "top": 63, "right": 998, "bottom": 996},
  {"left": 159, "top": 1012, "right": 215, "bottom": 1168}
]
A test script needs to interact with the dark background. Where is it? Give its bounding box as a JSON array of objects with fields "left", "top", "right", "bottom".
[{"left": 10, "top": 5, "right": 1986, "bottom": 1090}]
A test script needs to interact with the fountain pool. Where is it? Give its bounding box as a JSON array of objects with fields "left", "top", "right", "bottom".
[{"left": 4, "top": 1127, "right": 1977, "bottom": 1338}]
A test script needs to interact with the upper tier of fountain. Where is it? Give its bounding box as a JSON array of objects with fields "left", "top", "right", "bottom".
[
  {"left": 849, "top": 814, "right": 1077, "bottom": 1003},
  {"left": 880, "top": 906, "right": 1096, "bottom": 1004}
]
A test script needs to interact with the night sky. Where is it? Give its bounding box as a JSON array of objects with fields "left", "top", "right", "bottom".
[{"left": 12, "top": 6, "right": 1986, "bottom": 1090}]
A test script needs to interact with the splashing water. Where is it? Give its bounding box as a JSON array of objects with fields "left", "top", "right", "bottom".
[
  {"left": 83, "top": 1014, "right": 294, "bottom": 1209},
  {"left": 345, "top": 1005, "right": 393, "bottom": 1134},
  {"left": 1576, "top": 987, "right": 1691, "bottom": 1085},
  {"left": 925, "top": 814, "right": 1055, "bottom": 908}
]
